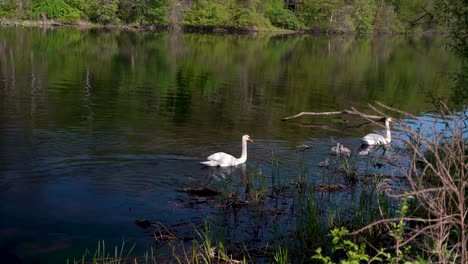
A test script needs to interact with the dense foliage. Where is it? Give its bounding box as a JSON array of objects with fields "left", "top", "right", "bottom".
[{"left": 0, "top": 0, "right": 459, "bottom": 33}]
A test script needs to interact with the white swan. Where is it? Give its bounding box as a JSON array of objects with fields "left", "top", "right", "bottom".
[
  {"left": 201, "top": 135, "right": 253, "bottom": 167},
  {"left": 361, "top": 117, "right": 392, "bottom": 145}
]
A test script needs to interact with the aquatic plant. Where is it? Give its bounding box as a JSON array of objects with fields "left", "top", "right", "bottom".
[
  {"left": 69, "top": 240, "right": 137, "bottom": 264},
  {"left": 297, "top": 155, "right": 309, "bottom": 188},
  {"left": 176, "top": 221, "right": 247, "bottom": 264},
  {"left": 270, "top": 151, "right": 282, "bottom": 192},
  {"left": 336, "top": 156, "right": 359, "bottom": 184},
  {"left": 294, "top": 193, "right": 327, "bottom": 254},
  {"left": 272, "top": 246, "right": 289, "bottom": 264}
]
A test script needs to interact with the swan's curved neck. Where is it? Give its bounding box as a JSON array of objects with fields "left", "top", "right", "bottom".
[
  {"left": 237, "top": 139, "right": 248, "bottom": 164},
  {"left": 385, "top": 120, "right": 391, "bottom": 142}
]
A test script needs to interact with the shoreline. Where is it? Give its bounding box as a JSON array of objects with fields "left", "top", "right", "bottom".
[
  {"left": 0, "top": 19, "right": 448, "bottom": 36},
  {"left": 0, "top": 19, "right": 297, "bottom": 34}
]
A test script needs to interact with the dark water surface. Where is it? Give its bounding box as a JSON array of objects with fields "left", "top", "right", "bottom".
[{"left": 0, "top": 28, "right": 461, "bottom": 263}]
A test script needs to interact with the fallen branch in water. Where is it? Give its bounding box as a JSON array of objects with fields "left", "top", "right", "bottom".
[{"left": 282, "top": 109, "right": 385, "bottom": 121}]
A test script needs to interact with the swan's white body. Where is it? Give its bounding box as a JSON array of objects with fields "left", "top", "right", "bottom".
[
  {"left": 201, "top": 135, "right": 253, "bottom": 167},
  {"left": 361, "top": 118, "right": 392, "bottom": 145}
]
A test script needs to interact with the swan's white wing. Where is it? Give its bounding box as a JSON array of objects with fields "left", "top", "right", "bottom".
[
  {"left": 200, "top": 160, "right": 221, "bottom": 166},
  {"left": 203, "top": 152, "right": 236, "bottom": 167},
  {"left": 361, "top": 133, "right": 384, "bottom": 145},
  {"left": 362, "top": 133, "right": 390, "bottom": 145},
  {"left": 207, "top": 152, "right": 233, "bottom": 161}
]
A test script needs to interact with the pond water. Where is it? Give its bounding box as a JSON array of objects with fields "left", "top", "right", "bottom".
[{"left": 0, "top": 28, "right": 461, "bottom": 263}]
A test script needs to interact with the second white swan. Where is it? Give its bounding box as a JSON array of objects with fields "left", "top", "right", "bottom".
[
  {"left": 201, "top": 135, "right": 253, "bottom": 167},
  {"left": 361, "top": 117, "right": 392, "bottom": 145}
]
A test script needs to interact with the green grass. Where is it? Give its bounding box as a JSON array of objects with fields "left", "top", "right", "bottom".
[{"left": 69, "top": 240, "right": 138, "bottom": 264}]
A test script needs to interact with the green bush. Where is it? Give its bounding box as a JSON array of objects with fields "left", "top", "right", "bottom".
[
  {"left": 184, "top": 0, "right": 273, "bottom": 30},
  {"left": 59, "top": 8, "right": 81, "bottom": 24},
  {"left": 130, "top": 0, "right": 169, "bottom": 26},
  {"left": 87, "top": 0, "right": 119, "bottom": 24},
  {"left": 373, "top": 5, "right": 405, "bottom": 33},
  {"left": 229, "top": 6, "right": 271, "bottom": 29},
  {"left": 0, "top": 0, "right": 18, "bottom": 18},
  {"left": 353, "top": 0, "right": 377, "bottom": 33},
  {"left": 296, "top": 0, "right": 339, "bottom": 31},
  {"left": 183, "top": 0, "right": 230, "bottom": 27},
  {"left": 331, "top": 5, "right": 356, "bottom": 32},
  {"left": 66, "top": 0, "right": 91, "bottom": 20},
  {"left": 30, "top": 0, "right": 81, "bottom": 24},
  {"left": 266, "top": 0, "right": 304, "bottom": 29}
]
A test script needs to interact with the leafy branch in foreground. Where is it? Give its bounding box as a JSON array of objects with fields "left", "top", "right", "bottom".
[{"left": 313, "top": 196, "right": 421, "bottom": 264}]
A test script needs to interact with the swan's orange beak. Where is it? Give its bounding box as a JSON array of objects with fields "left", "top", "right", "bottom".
[{"left": 248, "top": 138, "right": 254, "bottom": 143}]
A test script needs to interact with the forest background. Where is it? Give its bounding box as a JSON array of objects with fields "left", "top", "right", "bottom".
[{"left": 0, "top": 0, "right": 464, "bottom": 34}]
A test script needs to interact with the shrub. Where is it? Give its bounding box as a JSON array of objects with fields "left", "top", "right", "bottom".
[
  {"left": 353, "top": 0, "right": 377, "bottom": 33},
  {"left": 265, "top": 0, "right": 304, "bottom": 30},
  {"left": 130, "top": 0, "right": 169, "bottom": 26},
  {"left": 87, "top": 0, "right": 119, "bottom": 24},
  {"left": 229, "top": 6, "right": 272, "bottom": 29},
  {"left": 183, "top": 0, "right": 230, "bottom": 28},
  {"left": 30, "top": 0, "right": 81, "bottom": 24},
  {"left": 296, "top": 0, "right": 339, "bottom": 31},
  {"left": 0, "top": 0, "right": 18, "bottom": 18}
]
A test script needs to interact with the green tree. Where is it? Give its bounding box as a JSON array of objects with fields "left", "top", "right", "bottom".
[
  {"left": 228, "top": 0, "right": 271, "bottom": 29},
  {"left": 127, "top": 0, "right": 169, "bottom": 25},
  {"left": 373, "top": 2, "right": 404, "bottom": 33},
  {"left": 0, "top": 0, "right": 459, "bottom": 33},
  {"left": 296, "top": 0, "right": 340, "bottom": 31},
  {"left": 265, "top": 0, "right": 304, "bottom": 29},
  {"left": 435, "top": 0, "right": 468, "bottom": 58},
  {"left": 435, "top": 0, "right": 468, "bottom": 107},
  {"left": 393, "top": 0, "right": 433, "bottom": 31},
  {"left": 0, "top": 0, "right": 20, "bottom": 18},
  {"left": 29, "top": 0, "right": 81, "bottom": 23},
  {"left": 89, "top": 0, "right": 119, "bottom": 24},
  {"left": 183, "top": 0, "right": 230, "bottom": 27},
  {"left": 66, "top": 0, "right": 92, "bottom": 19},
  {"left": 353, "top": 0, "right": 377, "bottom": 33}
]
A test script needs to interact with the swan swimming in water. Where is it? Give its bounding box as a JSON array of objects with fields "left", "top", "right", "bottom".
[
  {"left": 330, "top": 143, "right": 341, "bottom": 155},
  {"left": 339, "top": 144, "right": 351, "bottom": 157},
  {"left": 319, "top": 158, "right": 329, "bottom": 167},
  {"left": 361, "top": 117, "right": 392, "bottom": 145},
  {"left": 201, "top": 135, "right": 253, "bottom": 167},
  {"left": 330, "top": 143, "right": 351, "bottom": 156}
]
